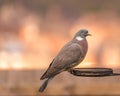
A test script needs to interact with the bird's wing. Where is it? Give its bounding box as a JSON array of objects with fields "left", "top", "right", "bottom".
[
  {"left": 41, "top": 43, "right": 83, "bottom": 79},
  {"left": 40, "top": 59, "right": 55, "bottom": 80},
  {"left": 52, "top": 43, "right": 82, "bottom": 68}
]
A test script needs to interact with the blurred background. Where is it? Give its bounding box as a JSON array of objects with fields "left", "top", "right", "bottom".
[{"left": 0, "top": 0, "right": 120, "bottom": 95}]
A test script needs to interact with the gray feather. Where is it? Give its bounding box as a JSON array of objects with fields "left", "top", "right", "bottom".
[
  {"left": 39, "top": 78, "right": 52, "bottom": 92},
  {"left": 41, "top": 43, "right": 82, "bottom": 79}
]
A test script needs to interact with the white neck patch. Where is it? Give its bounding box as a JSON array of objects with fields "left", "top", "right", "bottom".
[{"left": 75, "top": 36, "right": 84, "bottom": 41}]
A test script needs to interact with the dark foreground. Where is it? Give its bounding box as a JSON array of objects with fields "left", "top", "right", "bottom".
[{"left": 1, "top": 69, "right": 120, "bottom": 96}]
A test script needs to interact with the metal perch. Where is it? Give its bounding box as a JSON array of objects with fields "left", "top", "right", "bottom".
[{"left": 69, "top": 68, "right": 120, "bottom": 77}]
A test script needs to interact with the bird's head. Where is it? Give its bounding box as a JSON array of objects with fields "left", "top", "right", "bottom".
[{"left": 74, "top": 29, "right": 91, "bottom": 41}]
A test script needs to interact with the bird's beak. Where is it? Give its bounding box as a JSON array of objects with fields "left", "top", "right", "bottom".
[{"left": 86, "top": 33, "right": 92, "bottom": 36}]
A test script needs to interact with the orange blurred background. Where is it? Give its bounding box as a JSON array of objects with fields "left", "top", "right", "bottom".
[{"left": 0, "top": 0, "right": 120, "bottom": 95}]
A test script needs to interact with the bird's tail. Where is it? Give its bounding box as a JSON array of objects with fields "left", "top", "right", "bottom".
[{"left": 39, "top": 78, "right": 52, "bottom": 92}]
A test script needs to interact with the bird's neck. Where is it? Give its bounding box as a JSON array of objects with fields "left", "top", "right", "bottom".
[
  {"left": 72, "top": 36, "right": 87, "bottom": 46},
  {"left": 75, "top": 36, "right": 84, "bottom": 41},
  {"left": 72, "top": 36, "right": 88, "bottom": 55}
]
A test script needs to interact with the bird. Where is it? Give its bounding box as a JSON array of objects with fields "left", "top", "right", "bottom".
[{"left": 39, "top": 29, "right": 91, "bottom": 92}]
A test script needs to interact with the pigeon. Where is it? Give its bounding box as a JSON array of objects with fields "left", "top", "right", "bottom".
[{"left": 39, "top": 29, "right": 91, "bottom": 92}]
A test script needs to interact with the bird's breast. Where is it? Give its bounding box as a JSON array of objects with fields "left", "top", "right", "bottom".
[{"left": 78, "top": 39, "right": 88, "bottom": 58}]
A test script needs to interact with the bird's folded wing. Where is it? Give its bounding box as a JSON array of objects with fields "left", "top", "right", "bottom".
[
  {"left": 41, "top": 43, "right": 82, "bottom": 79},
  {"left": 52, "top": 43, "right": 82, "bottom": 68}
]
